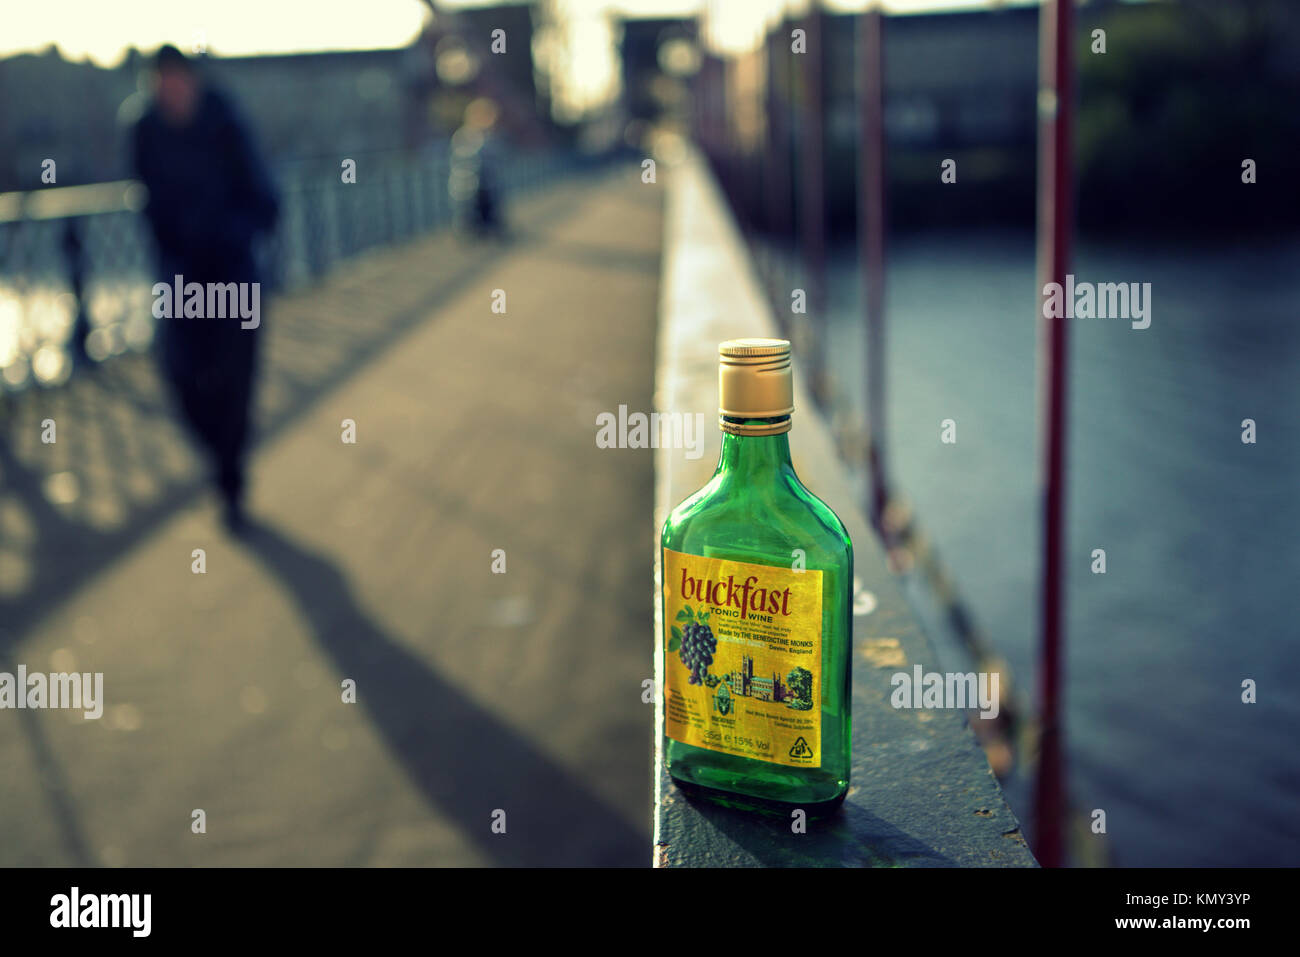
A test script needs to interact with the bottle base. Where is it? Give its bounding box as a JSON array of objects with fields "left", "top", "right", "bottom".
[{"left": 669, "top": 773, "right": 848, "bottom": 821}]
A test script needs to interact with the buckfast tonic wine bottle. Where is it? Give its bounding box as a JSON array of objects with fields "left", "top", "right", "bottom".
[{"left": 661, "top": 338, "right": 853, "bottom": 815}]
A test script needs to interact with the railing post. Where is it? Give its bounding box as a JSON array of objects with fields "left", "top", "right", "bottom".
[
  {"left": 765, "top": 24, "right": 792, "bottom": 332},
  {"left": 858, "top": 5, "right": 889, "bottom": 533},
  {"left": 1033, "top": 0, "right": 1074, "bottom": 870},
  {"left": 798, "top": 2, "right": 827, "bottom": 406}
]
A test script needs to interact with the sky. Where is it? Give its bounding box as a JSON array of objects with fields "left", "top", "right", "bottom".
[{"left": 0, "top": 0, "right": 1038, "bottom": 114}]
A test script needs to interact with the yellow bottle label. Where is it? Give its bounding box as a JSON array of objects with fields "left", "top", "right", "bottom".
[{"left": 663, "top": 548, "right": 822, "bottom": 768}]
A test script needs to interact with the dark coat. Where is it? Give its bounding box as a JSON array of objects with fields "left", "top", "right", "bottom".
[
  {"left": 133, "top": 86, "right": 280, "bottom": 284},
  {"left": 132, "top": 85, "right": 280, "bottom": 493}
]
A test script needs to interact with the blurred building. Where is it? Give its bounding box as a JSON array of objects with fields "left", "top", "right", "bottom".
[
  {"left": 410, "top": 3, "right": 553, "bottom": 149},
  {"left": 700, "top": 0, "right": 1300, "bottom": 237},
  {"left": 618, "top": 17, "right": 697, "bottom": 129},
  {"left": 0, "top": 2, "right": 556, "bottom": 193}
]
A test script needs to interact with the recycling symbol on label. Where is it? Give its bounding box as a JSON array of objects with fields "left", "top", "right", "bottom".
[{"left": 789, "top": 736, "right": 814, "bottom": 759}]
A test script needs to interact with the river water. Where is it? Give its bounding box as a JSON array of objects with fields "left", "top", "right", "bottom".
[{"left": 810, "top": 230, "right": 1300, "bottom": 866}]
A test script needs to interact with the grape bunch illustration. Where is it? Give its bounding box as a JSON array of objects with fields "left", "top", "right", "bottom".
[
  {"left": 681, "top": 621, "right": 716, "bottom": 685},
  {"left": 670, "top": 606, "right": 717, "bottom": 685}
]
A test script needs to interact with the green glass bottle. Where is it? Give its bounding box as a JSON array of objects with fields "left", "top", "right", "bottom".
[{"left": 661, "top": 338, "right": 853, "bottom": 816}]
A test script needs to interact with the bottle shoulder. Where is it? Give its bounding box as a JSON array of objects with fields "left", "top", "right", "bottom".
[
  {"left": 662, "top": 468, "right": 853, "bottom": 563},
  {"left": 790, "top": 474, "right": 854, "bottom": 555}
]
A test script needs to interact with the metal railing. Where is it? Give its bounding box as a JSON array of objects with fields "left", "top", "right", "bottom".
[{"left": 0, "top": 147, "right": 573, "bottom": 394}]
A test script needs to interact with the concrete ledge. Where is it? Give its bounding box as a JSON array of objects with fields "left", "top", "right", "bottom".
[{"left": 652, "top": 150, "right": 1037, "bottom": 867}]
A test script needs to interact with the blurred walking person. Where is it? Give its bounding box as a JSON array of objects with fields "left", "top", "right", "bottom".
[
  {"left": 449, "top": 98, "right": 506, "bottom": 237},
  {"left": 132, "top": 44, "right": 280, "bottom": 530}
]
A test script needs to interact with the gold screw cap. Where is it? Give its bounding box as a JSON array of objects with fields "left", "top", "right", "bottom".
[{"left": 718, "top": 338, "right": 794, "bottom": 425}]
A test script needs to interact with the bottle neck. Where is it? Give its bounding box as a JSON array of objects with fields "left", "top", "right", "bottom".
[{"left": 717, "top": 417, "right": 794, "bottom": 481}]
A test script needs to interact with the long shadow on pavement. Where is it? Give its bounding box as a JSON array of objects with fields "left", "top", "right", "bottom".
[
  {"left": 0, "top": 172, "right": 594, "bottom": 645},
  {"left": 238, "top": 518, "right": 646, "bottom": 867}
]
